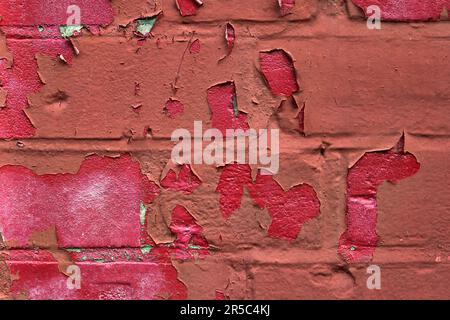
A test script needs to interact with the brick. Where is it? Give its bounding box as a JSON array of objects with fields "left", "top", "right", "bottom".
[{"left": 351, "top": 0, "right": 450, "bottom": 21}]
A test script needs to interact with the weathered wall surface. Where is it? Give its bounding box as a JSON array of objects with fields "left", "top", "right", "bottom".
[{"left": 0, "top": 0, "right": 449, "bottom": 299}]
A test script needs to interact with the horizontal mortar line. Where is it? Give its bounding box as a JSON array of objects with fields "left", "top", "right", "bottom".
[
  {"left": 3, "top": 260, "right": 175, "bottom": 265},
  {"left": 2, "top": 132, "right": 450, "bottom": 142},
  {"left": 3, "top": 33, "right": 450, "bottom": 41}
]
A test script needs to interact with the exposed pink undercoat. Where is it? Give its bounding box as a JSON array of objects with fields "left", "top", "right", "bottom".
[
  {"left": 338, "top": 139, "right": 420, "bottom": 263},
  {"left": 6, "top": 249, "right": 187, "bottom": 300},
  {"left": 160, "top": 164, "right": 202, "bottom": 194},
  {"left": 216, "top": 164, "right": 253, "bottom": 219},
  {"left": 164, "top": 98, "right": 185, "bottom": 119},
  {"left": 207, "top": 81, "right": 249, "bottom": 136},
  {"left": 0, "top": 0, "right": 113, "bottom": 26},
  {"left": 259, "top": 49, "right": 299, "bottom": 97},
  {"left": 169, "top": 205, "right": 209, "bottom": 260},
  {"left": 0, "top": 155, "right": 160, "bottom": 248},
  {"left": 0, "top": 39, "right": 73, "bottom": 138},
  {"left": 279, "top": 0, "right": 296, "bottom": 16},
  {"left": 247, "top": 174, "right": 321, "bottom": 241},
  {"left": 175, "top": 0, "right": 203, "bottom": 17},
  {"left": 352, "top": 0, "right": 450, "bottom": 21}
]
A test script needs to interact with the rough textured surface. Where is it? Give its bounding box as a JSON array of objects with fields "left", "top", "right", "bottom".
[
  {"left": 0, "top": 0, "right": 449, "bottom": 300},
  {"left": 351, "top": 0, "right": 450, "bottom": 21}
]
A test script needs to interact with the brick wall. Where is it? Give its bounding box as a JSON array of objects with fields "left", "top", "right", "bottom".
[{"left": 0, "top": 0, "right": 449, "bottom": 300}]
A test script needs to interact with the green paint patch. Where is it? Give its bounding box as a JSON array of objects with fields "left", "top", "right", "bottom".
[
  {"left": 140, "top": 202, "right": 147, "bottom": 226},
  {"left": 188, "top": 244, "right": 202, "bottom": 250},
  {"left": 124, "top": 252, "right": 130, "bottom": 261},
  {"left": 59, "top": 25, "right": 83, "bottom": 38},
  {"left": 93, "top": 258, "right": 105, "bottom": 263},
  {"left": 140, "top": 245, "right": 153, "bottom": 255},
  {"left": 81, "top": 256, "right": 88, "bottom": 261},
  {"left": 136, "top": 18, "right": 157, "bottom": 36},
  {"left": 233, "top": 96, "right": 238, "bottom": 118},
  {"left": 38, "top": 26, "right": 44, "bottom": 32},
  {"left": 66, "top": 248, "right": 82, "bottom": 253}
]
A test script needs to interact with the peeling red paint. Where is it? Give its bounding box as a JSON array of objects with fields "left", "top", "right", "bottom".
[
  {"left": 6, "top": 250, "right": 187, "bottom": 300},
  {"left": 161, "top": 164, "right": 201, "bottom": 194},
  {"left": 169, "top": 205, "right": 209, "bottom": 260},
  {"left": 216, "top": 164, "right": 252, "bottom": 219},
  {"left": 352, "top": 0, "right": 450, "bottom": 21},
  {"left": 0, "top": 39, "right": 73, "bottom": 138},
  {"left": 0, "top": 155, "right": 160, "bottom": 248},
  {"left": 164, "top": 98, "right": 185, "bottom": 119},
  {"left": 189, "top": 39, "right": 201, "bottom": 54},
  {"left": 215, "top": 290, "right": 227, "bottom": 300},
  {"left": 338, "top": 137, "right": 420, "bottom": 263},
  {"left": 0, "top": 0, "right": 114, "bottom": 139},
  {"left": 259, "top": 49, "right": 299, "bottom": 97},
  {"left": 275, "top": 96, "right": 305, "bottom": 135},
  {"left": 279, "top": 0, "right": 296, "bottom": 16},
  {"left": 207, "top": 81, "right": 249, "bottom": 135},
  {"left": 175, "top": 0, "right": 203, "bottom": 17},
  {"left": 248, "top": 174, "right": 320, "bottom": 241}
]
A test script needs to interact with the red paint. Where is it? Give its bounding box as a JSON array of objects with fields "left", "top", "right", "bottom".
[
  {"left": 175, "top": 0, "right": 203, "bottom": 17},
  {"left": 279, "top": 0, "right": 296, "bottom": 16},
  {"left": 7, "top": 250, "right": 187, "bottom": 300},
  {"left": 248, "top": 174, "right": 320, "bottom": 241},
  {"left": 338, "top": 138, "right": 420, "bottom": 263},
  {"left": 0, "top": 39, "right": 73, "bottom": 138},
  {"left": 0, "top": 0, "right": 113, "bottom": 26},
  {"left": 207, "top": 81, "right": 249, "bottom": 136},
  {"left": 0, "top": 0, "right": 113, "bottom": 139},
  {"left": 0, "top": 155, "right": 160, "bottom": 248},
  {"left": 160, "top": 164, "right": 201, "bottom": 194},
  {"left": 216, "top": 164, "right": 252, "bottom": 219},
  {"left": 189, "top": 39, "right": 201, "bottom": 54},
  {"left": 169, "top": 205, "right": 209, "bottom": 260},
  {"left": 215, "top": 290, "right": 227, "bottom": 300},
  {"left": 164, "top": 98, "right": 185, "bottom": 119},
  {"left": 259, "top": 49, "right": 299, "bottom": 97},
  {"left": 352, "top": 0, "right": 450, "bottom": 21},
  {"left": 225, "top": 23, "right": 235, "bottom": 55}
]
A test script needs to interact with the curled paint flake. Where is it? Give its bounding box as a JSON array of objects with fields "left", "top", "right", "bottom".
[
  {"left": 189, "top": 39, "right": 201, "bottom": 54},
  {"left": 279, "top": 0, "right": 296, "bottom": 16},
  {"left": 176, "top": 0, "right": 203, "bottom": 17},
  {"left": 259, "top": 49, "right": 299, "bottom": 97},
  {"left": 247, "top": 174, "right": 321, "bottom": 241},
  {"left": 207, "top": 81, "right": 249, "bottom": 135},
  {"left": 225, "top": 23, "right": 235, "bottom": 55},
  {"left": 160, "top": 165, "right": 202, "bottom": 195},
  {"left": 273, "top": 96, "right": 305, "bottom": 135},
  {"left": 169, "top": 205, "right": 209, "bottom": 260},
  {"left": 338, "top": 136, "right": 420, "bottom": 263},
  {"left": 164, "top": 98, "right": 184, "bottom": 119}
]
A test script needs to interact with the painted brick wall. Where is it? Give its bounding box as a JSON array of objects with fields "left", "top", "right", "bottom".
[{"left": 0, "top": 0, "right": 449, "bottom": 300}]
